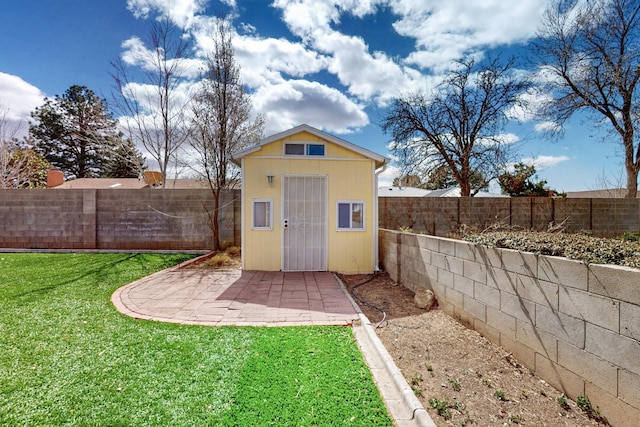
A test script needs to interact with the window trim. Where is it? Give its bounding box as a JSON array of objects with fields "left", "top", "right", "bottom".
[
  {"left": 252, "top": 198, "right": 273, "bottom": 230},
  {"left": 336, "top": 200, "right": 366, "bottom": 231},
  {"left": 283, "top": 141, "right": 326, "bottom": 157}
]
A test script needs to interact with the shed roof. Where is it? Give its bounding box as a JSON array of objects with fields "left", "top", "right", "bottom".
[{"left": 231, "top": 124, "right": 388, "bottom": 169}]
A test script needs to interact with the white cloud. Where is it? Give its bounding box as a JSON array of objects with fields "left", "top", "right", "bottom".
[
  {"left": 491, "top": 133, "right": 520, "bottom": 145},
  {"left": 272, "top": 0, "right": 342, "bottom": 39},
  {"left": 126, "top": 0, "right": 207, "bottom": 28},
  {"left": 270, "top": 0, "right": 549, "bottom": 107},
  {"left": 522, "top": 155, "right": 570, "bottom": 170},
  {"left": 234, "top": 35, "right": 329, "bottom": 85},
  {"left": 318, "top": 32, "right": 422, "bottom": 104},
  {"left": 120, "top": 37, "right": 202, "bottom": 79},
  {"left": 252, "top": 80, "right": 369, "bottom": 135},
  {"left": 391, "top": 0, "right": 551, "bottom": 71},
  {"left": 272, "top": 0, "right": 423, "bottom": 104},
  {"left": 377, "top": 163, "right": 400, "bottom": 187},
  {"left": 534, "top": 121, "right": 561, "bottom": 132},
  {"left": 0, "top": 73, "right": 45, "bottom": 137},
  {"left": 117, "top": 0, "right": 558, "bottom": 154}
]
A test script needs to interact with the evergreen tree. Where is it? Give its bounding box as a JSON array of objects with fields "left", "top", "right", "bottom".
[
  {"left": 102, "top": 137, "right": 146, "bottom": 178},
  {"left": 29, "top": 85, "right": 122, "bottom": 179},
  {"left": 498, "top": 163, "right": 558, "bottom": 197}
]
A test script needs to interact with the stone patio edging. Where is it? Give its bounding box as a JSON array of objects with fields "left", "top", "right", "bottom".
[{"left": 334, "top": 274, "right": 435, "bottom": 427}]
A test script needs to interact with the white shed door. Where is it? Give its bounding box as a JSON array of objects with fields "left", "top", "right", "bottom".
[{"left": 282, "top": 176, "right": 327, "bottom": 271}]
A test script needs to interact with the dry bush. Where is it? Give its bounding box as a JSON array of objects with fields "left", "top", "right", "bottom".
[
  {"left": 205, "top": 253, "right": 232, "bottom": 268},
  {"left": 224, "top": 246, "right": 241, "bottom": 257}
]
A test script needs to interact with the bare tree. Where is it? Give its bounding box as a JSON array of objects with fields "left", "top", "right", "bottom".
[
  {"left": 534, "top": 0, "right": 640, "bottom": 197},
  {"left": 189, "top": 15, "right": 264, "bottom": 250},
  {"left": 1, "top": 106, "right": 24, "bottom": 188},
  {"left": 111, "top": 17, "right": 192, "bottom": 186},
  {"left": 381, "top": 57, "right": 530, "bottom": 196}
]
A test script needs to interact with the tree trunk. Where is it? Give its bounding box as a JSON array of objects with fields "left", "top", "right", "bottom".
[
  {"left": 459, "top": 180, "right": 471, "bottom": 197},
  {"left": 625, "top": 164, "right": 638, "bottom": 198},
  {"left": 624, "top": 126, "right": 638, "bottom": 198},
  {"left": 212, "top": 187, "right": 221, "bottom": 250}
]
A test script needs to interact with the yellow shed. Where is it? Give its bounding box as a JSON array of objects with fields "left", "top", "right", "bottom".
[{"left": 232, "top": 124, "right": 388, "bottom": 273}]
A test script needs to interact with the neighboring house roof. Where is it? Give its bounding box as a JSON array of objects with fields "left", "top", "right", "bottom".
[
  {"left": 52, "top": 178, "right": 148, "bottom": 189},
  {"left": 51, "top": 178, "right": 210, "bottom": 189},
  {"left": 425, "top": 187, "right": 508, "bottom": 198},
  {"left": 162, "top": 179, "right": 211, "bottom": 189},
  {"left": 424, "top": 187, "right": 458, "bottom": 197},
  {"left": 566, "top": 188, "right": 639, "bottom": 198},
  {"left": 379, "top": 186, "right": 507, "bottom": 197},
  {"left": 378, "top": 186, "right": 431, "bottom": 197},
  {"left": 231, "top": 123, "right": 389, "bottom": 169}
]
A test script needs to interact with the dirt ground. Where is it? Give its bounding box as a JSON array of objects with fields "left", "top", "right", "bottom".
[{"left": 339, "top": 272, "right": 608, "bottom": 427}]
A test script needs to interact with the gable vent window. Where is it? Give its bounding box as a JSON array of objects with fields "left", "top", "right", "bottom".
[{"left": 284, "top": 142, "right": 325, "bottom": 157}]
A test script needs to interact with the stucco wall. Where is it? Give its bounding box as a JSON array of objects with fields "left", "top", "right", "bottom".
[
  {"left": 379, "top": 197, "right": 640, "bottom": 237},
  {"left": 379, "top": 228, "right": 640, "bottom": 427},
  {"left": 0, "top": 189, "right": 240, "bottom": 250}
]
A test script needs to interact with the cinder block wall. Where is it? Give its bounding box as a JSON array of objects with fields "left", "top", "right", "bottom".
[
  {"left": 379, "top": 197, "right": 640, "bottom": 237},
  {"left": 0, "top": 189, "right": 87, "bottom": 248},
  {"left": 380, "top": 228, "right": 640, "bottom": 427},
  {"left": 0, "top": 189, "right": 241, "bottom": 250}
]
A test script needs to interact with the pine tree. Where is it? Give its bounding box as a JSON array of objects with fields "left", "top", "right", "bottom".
[
  {"left": 29, "top": 85, "right": 123, "bottom": 179},
  {"left": 102, "top": 137, "right": 146, "bottom": 178}
]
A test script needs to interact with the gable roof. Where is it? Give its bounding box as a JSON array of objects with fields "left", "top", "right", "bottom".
[{"left": 231, "top": 124, "right": 388, "bottom": 169}]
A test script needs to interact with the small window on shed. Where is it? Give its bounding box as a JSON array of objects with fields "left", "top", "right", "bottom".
[
  {"left": 284, "top": 142, "right": 325, "bottom": 156},
  {"left": 337, "top": 201, "right": 365, "bottom": 231},
  {"left": 252, "top": 199, "right": 272, "bottom": 230},
  {"left": 284, "top": 143, "right": 305, "bottom": 155},
  {"left": 306, "top": 144, "right": 325, "bottom": 156}
]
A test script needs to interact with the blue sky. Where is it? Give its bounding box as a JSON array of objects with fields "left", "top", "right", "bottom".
[{"left": 0, "top": 0, "right": 625, "bottom": 191}]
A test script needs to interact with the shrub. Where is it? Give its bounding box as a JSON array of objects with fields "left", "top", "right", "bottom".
[
  {"left": 207, "top": 253, "right": 231, "bottom": 267},
  {"left": 225, "top": 246, "right": 241, "bottom": 257},
  {"left": 463, "top": 230, "right": 640, "bottom": 269}
]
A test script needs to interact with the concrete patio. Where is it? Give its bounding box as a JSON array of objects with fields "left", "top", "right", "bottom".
[{"left": 111, "top": 268, "right": 360, "bottom": 326}]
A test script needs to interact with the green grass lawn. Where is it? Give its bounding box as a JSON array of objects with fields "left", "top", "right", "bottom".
[{"left": 0, "top": 253, "right": 391, "bottom": 426}]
